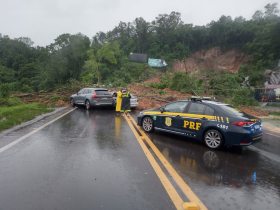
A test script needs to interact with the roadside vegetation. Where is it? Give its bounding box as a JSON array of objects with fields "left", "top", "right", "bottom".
[
  {"left": 0, "top": 101, "right": 51, "bottom": 132},
  {"left": 0, "top": 3, "right": 279, "bottom": 123},
  {"left": 0, "top": 85, "right": 53, "bottom": 131}
]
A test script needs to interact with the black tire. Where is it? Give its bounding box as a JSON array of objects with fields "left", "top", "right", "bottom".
[
  {"left": 70, "top": 98, "right": 75, "bottom": 107},
  {"left": 142, "top": 116, "right": 154, "bottom": 133},
  {"left": 204, "top": 129, "right": 224, "bottom": 149},
  {"left": 85, "top": 100, "right": 91, "bottom": 110}
]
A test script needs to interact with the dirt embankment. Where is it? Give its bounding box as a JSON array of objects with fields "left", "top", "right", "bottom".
[
  {"left": 173, "top": 47, "right": 249, "bottom": 73},
  {"left": 128, "top": 83, "right": 192, "bottom": 110},
  {"left": 14, "top": 85, "right": 269, "bottom": 117}
]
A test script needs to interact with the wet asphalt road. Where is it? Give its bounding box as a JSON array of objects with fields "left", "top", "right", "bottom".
[
  {"left": 0, "top": 109, "right": 174, "bottom": 210},
  {"left": 0, "top": 108, "right": 279, "bottom": 210}
]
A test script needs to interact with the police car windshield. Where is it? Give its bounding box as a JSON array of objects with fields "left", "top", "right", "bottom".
[{"left": 219, "top": 105, "right": 245, "bottom": 117}]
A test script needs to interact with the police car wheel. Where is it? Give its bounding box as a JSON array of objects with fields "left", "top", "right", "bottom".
[
  {"left": 204, "top": 129, "right": 223, "bottom": 149},
  {"left": 85, "top": 100, "right": 91, "bottom": 110},
  {"left": 142, "top": 116, "right": 154, "bottom": 132}
]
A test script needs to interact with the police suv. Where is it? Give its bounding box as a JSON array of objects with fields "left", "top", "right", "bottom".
[{"left": 137, "top": 97, "right": 262, "bottom": 149}]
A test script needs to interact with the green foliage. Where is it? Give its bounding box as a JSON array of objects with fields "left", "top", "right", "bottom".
[
  {"left": 0, "top": 84, "right": 12, "bottom": 98},
  {"left": 0, "top": 103, "right": 52, "bottom": 131},
  {"left": 231, "top": 88, "right": 258, "bottom": 106},
  {"left": 0, "top": 3, "right": 279, "bottom": 94},
  {"left": 149, "top": 82, "right": 167, "bottom": 89},
  {"left": 208, "top": 72, "right": 242, "bottom": 96},
  {"left": 238, "top": 64, "right": 264, "bottom": 87},
  {"left": 107, "top": 62, "right": 155, "bottom": 87},
  {"left": 0, "top": 97, "right": 23, "bottom": 106},
  {"left": 81, "top": 49, "right": 99, "bottom": 84},
  {"left": 0, "top": 65, "right": 15, "bottom": 83},
  {"left": 169, "top": 72, "right": 203, "bottom": 93},
  {"left": 269, "top": 111, "right": 280, "bottom": 116}
]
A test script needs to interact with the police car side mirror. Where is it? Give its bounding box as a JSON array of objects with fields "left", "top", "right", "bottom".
[{"left": 160, "top": 107, "right": 165, "bottom": 113}]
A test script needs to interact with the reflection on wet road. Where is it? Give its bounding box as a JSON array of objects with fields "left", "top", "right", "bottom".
[
  {"left": 0, "top": 108, "right": 279, "bottom": 210},
  {"left": 148, "top": 131, "right": 280, "bottom": 210},
  {"left": 0, "top": 109, "right": 174, "bottom": 210}
]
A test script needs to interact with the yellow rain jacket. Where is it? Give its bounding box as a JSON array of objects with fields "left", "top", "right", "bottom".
[{"left": 115, "top": 91, "right": 122, "bottom": 112}]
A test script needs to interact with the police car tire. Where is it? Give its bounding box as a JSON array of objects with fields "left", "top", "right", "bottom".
[
  {"left": 204, "top": 129, "right": 223, "bottom": 149},
  {"left": 142, "top": 116, "right": 154, "bottom": 133},
  {"left": 85, "top": 100, "right": 91, "bottom": 110}
]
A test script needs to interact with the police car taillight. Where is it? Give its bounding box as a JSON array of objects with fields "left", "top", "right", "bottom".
[{"left": 232, "top": 121, "right": 254, "bottom": 127}]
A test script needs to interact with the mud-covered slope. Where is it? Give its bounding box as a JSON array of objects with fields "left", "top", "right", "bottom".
[{"left": 173, "top": 47, "right": 248, "bottom": 73}]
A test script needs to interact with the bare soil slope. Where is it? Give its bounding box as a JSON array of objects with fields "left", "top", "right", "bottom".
[{"left": 173, "top": 47, "right": 248, "bottom": 73}]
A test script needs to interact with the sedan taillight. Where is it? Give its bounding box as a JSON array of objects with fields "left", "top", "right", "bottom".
[
  {"left": 92, "top": 92, "right": 97, "bottom": 99},
  {"left": 232, "top": 121, "right": 254, "bottom": 127}
]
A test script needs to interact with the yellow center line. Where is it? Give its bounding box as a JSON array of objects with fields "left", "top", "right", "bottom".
[
  {"left": 123, "top": 114, "right": 184, "bottom": 210},
  {"left": 126, "top": 113, "right": 208, "bottom": 210}
]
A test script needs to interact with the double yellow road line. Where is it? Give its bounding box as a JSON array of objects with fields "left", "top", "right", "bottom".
[{"left": 123, "top": 113, "right": 208, "bottom": 210}]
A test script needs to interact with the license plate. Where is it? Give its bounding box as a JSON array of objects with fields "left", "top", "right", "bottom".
[{"left": 254, "top": 124, "right": 260, "bottom": 130}]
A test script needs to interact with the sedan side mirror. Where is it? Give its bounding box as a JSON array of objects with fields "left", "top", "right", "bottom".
[{"left": 160, "top": 107, "right": 165, "bottom": 113}]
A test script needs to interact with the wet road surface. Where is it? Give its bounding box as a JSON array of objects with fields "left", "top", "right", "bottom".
[
  {"left": 148, "top": 132, "right": 280, "bottom": 210},
  {"left": 0, "top": 108, "right": 279, "bottom": 210},
  {"left": 0, "top": 109, "right": 175, "bottom": 210},
  {"left": 129, "top": 111, "right": 280, "bottom": 210}
]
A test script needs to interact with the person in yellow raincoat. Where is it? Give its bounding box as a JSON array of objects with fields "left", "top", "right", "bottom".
[
  {"left": 120, "top": 88, "right": 131, "bottom": 113},
  {"left": 115, "top": 90, "right": 122, "bottom": 112}
]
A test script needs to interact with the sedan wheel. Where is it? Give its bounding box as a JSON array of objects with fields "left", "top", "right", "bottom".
[
  {"left": 85, "top": 100, "right": 91, "bottom": 110},
  {"left": 204, "top": 129, "right": 223, "bottom": 149},
  {"left": 142, "top": 117, "right": 154, "bottom": 133},
  {"left": 70, "top": 98, "right": 75, "bottom": 107}
]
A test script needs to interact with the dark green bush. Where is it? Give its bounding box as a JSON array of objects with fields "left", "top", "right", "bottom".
[
  {"left": 231, "top": 88, "right": 258, "bottom": 106},
  {"left": 169, "top": 72, "right": 203, "bottom": 93},
  {"left": 0, "top": 84, "right": 11, "bottom": 98},
  {"left": 0, "top": 97, "right": 23, "bottom": 106}
]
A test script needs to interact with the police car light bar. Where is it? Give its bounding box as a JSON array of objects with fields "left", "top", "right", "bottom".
[
  {"left": 190, "top": 96, "right": 215, "bottom": 101},
  {"left": 202, "top": 97, "right": 212, "bottom": 100},
  {"left": 190, "top": 96, "right": 202, "bottom": 101}
]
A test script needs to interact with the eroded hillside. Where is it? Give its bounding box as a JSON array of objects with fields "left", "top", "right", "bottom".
[{"left": 173, "top": 47, "right": 248, "bottom": 73}]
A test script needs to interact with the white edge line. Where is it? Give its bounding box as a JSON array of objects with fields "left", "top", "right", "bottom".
[
  {"left": 0, "top": 108, "right": 76, "bottom": 154},
  {"left": 266, "top": 132, "right": 280, "bottom": 138}
]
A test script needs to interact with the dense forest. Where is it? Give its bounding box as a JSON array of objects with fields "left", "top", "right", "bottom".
[{"left": 0, "top": 3, "right": 279, "bottom": 97}]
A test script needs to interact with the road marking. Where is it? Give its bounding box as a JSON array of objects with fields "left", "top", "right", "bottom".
[
  {"left": 0, "top": 108, "right": 77, "bottom": 154},
  {"left": 265, "top": 132, "right": 279, "bottom": 138},
  {"left": 123, "top": 114, "right": 185, "bottom": 210},
  {"left": 263, "top": 125, "right": 280, "bottom": 134},
  {"left": 125, "top": 113, "right": 207, "bottom": 210},
  {"left": 79, "top": 126, "right": 88, "bottom": 138}
]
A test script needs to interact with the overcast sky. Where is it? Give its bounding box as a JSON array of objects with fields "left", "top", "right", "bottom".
[{"left": 0, "top": 0, "right": 277, "bottom": 46}]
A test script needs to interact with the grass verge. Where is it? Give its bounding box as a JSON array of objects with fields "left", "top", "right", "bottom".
[
  {"left": 270, "top": 111, "right": 280, "bottom": 116},
  {"left": 0, "top": 103, "right": 53, "bottom": 132}
]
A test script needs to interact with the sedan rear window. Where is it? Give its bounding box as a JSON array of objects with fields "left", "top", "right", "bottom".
[
  {"left": 95, "top": 90, "right": 110, "bottom": 95},
  {"left": 219, "top": 105, "right": 245, "bottom": 117}
]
